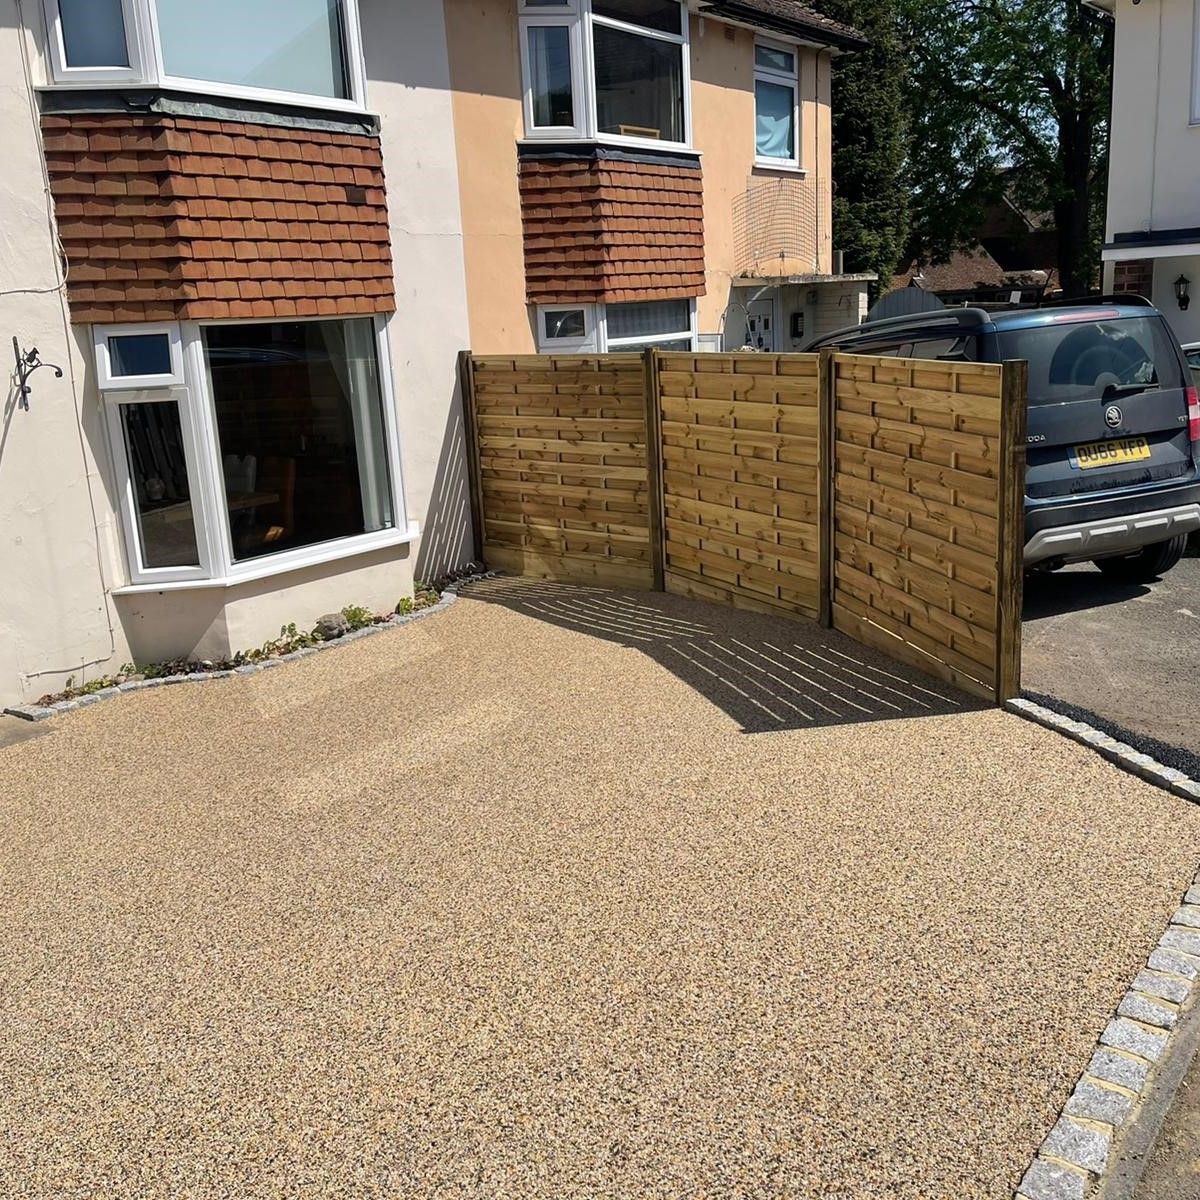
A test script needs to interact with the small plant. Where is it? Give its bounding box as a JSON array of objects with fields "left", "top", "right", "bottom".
[
  {"left": 395, "top": 597, "right": 414, "bottom": 615},
  {"left": 340, "top": 604, "right": 376, "bottom": 631}
]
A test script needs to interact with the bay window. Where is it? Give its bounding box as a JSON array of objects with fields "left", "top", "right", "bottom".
[
  {"left": 754, "top": 40, "right": 801, "bottom": 169},
  {"left": 519, "top": 0, "right": 691, "bottom": 148},
  {"left": 98, "top": 318, "right": 410, "bottom": 589},
  {"left": 42, "top": 0, "right": 366, "bottom": 110}
]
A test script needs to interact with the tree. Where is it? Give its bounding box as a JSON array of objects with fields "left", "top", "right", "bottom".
[
  {"left": 896, "top": 0, "right": 1113, "bottom": 297},
  {"left": 821, "top": 0, "right": 911, "bottom": 293}
]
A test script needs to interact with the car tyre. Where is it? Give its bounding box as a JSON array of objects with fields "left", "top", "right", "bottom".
[{"left": 1094, "top": 534, "right": 1187, "bottom": 583}]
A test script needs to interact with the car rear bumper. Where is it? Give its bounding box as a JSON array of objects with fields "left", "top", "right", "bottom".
[{"left": 1024, "top": 487, "right": 1200, "bottom": 564}]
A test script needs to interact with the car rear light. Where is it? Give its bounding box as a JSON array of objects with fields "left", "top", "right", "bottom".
[
  {"left": 1188, "top": 385, "right": 1200, "bottom": 442},
  {"left": 1051, "top": 309, "right": 1122, "bottom": 323}
]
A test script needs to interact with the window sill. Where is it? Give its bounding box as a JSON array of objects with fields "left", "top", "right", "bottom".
[
  {"left": 112, "top": 522, "right": 419, "bottom": 595},
  {"left": 518, "top": 135, "right": 701, "bottom": 160},
  {"left": 753, "top": 160, "right": 807, "bottom": 176}
]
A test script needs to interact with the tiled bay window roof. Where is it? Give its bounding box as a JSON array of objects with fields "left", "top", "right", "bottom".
[{"left": 698, "top": 0, "right": 869, "bottom": 50}]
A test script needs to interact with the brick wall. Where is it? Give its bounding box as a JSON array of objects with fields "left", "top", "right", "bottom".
[
  {"left": 519, "top": 155, "right": 704, "bottom": 305},
  {"left": 1112, "top": 258, "right": 1154, "bottom": 299},
  {"left": 42, "top": 113, "right": 394, "bottom": 324}
]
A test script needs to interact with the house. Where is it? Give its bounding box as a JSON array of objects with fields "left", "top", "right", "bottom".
[
  {"left": 0, "top": 0, "right": 868, "bottom": 710},
  {"left": 890, "top": 194, "right": 1059, "bottom": 309},
  {"left": 0, "top": 0, "right": 472, "bottom": 709},
  {"left": 1091, "top": 0, "right": 1200, "bottom": 339},
  {"left": 443, "top": 0, "right": 874, "bottom": 356}
]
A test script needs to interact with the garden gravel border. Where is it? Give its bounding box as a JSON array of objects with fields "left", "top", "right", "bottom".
[
  {"left": 1008, "top": 695, "right": 1200, "bottom": 1200},
  {"left": 2, "top": 572, "right": 497, "bottom": 724}
]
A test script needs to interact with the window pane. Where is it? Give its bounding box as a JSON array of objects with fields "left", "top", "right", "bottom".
[
  {"left": 593, "top": 0, "right": 682, "bottom": 34},
  {"left": 156, "top": 0, "right": 349, "bottom": 100},
  {"left": 58, "top": 0, "right": 129, "bottom": 68},
  {"left": 121, "top": 402, "right": 200, "bottom": 569},
  {"left": 607, "top": 299, "right": 689, "bottom": 340},
  {"left": 528, "top": 26, "right": 574, "bottom": 128},
  {"left": 594, "top": 25, "right": 684, "bottom": 143},
  {"left": 755, "top": 44, "right": 795, "bottom": 74},
  {"left": 611, "top": 336, "right": 693, "bottom": 352},
  {"left": 543, "top": 309, "right": 586, "bottom": 339},
  {"left": 204, "top": 320, "right": 393, "bottom": 563},
  {"left": 756, "top": 79, "right": 795, "bottom": 159},
  {"left": 109, "top": 333, "right": 171, "bottom": 378}
]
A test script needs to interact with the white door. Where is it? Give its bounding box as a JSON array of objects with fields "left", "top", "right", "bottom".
[{"left": 745, "top": 299, "right": 776, "bottom": 351}]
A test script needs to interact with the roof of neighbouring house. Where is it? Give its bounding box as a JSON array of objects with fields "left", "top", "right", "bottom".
[
  {"left": 698, "top": 0, "right": 870, "bottom": 50},
  {"left": 892, "top": 246, "right": 1054, "bottom": 295}
]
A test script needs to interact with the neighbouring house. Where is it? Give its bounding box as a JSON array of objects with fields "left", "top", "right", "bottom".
[
  {"left": 1091, "top": 0, "right": 1200, "bottom": 340},
  {"left": 443, "top": 0, "right": 874, "bottom": 357},
  {"left": 891, "top": 194, "right": 1059, "bottom": 309},
  {"left": 0, "top": 0, "right": 869, "bottom": 710},
  {"left": 0, "top": 0, "right": 473, "bottom": 710}
]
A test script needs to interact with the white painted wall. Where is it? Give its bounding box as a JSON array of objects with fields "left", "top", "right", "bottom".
[
  {"left": 0, "top": 0, "right": 475, "bottom": 708},
  {"left": 0, "top": 6, "right": 134, "bottom": 706},
  {"left": 1106, "top": 0, "right": 1200, "bottom": 238},
  {"left": 362, "top": 0, "right": 476, "bottom": 585}
]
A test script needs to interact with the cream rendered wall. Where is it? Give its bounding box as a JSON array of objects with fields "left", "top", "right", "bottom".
[{"left": 0, "top": 7, "right": 134, "bottom": 708}]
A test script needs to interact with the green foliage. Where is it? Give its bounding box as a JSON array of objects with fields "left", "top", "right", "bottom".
[
  {"left": 895, "top": 0, "right": 1113, "bottom": 295},
  {"left": 340, "top": 604, "right": 376, "bottom": 631},
  {"left": 240, "top": 622, "right": 322, "bottom": 663},
  {"left": 821, "top": 0, "right": 911, "bottom": 291},
  {"left": 395, "top": 597, "right": 414, "bottom": 616}
]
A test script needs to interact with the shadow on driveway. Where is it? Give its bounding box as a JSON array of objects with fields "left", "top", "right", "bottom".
[
  {"left": 1023, "top": 569, "right": 1151, "bottom": 621},
  {"left": 461, "top": 576, "right": 983, "bottom": 733}
]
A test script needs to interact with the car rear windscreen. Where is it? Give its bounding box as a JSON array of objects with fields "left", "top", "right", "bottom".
[{"left": 997, "top": 317, "right": 1186, "bottom": 406}]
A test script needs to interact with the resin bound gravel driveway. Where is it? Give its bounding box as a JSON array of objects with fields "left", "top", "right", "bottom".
[{"left": 4, "top": 577, "right": 1200, "bottom": 1200}]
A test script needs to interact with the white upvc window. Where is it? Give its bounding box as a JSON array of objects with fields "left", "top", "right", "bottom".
[
  {"left": 42, "top": 0, "right": 368, "bottom": 112},
  {"left": 535, "top": 298, "right": 695, "bottom": 351},
  {"left": 97, "top": 315, "right": 413, "bottom": 590},
  {"left": 518, "top": 0, "right": 692, "bottom": 150},
  {"left": 754, "top": 39, "right": 801, "bottom": 170}
]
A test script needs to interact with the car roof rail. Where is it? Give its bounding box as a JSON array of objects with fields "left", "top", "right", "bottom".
[
  {"left": 806, "top": 305, "right": 993, "bottom": 349},
  {"left": 1035, "top": 293, "right": 1155, "bottom": 309}
]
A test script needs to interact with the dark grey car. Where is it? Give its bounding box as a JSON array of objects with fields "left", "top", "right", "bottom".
[{"left": 806, "top": 299, "right": 1200, "bottom": 582}]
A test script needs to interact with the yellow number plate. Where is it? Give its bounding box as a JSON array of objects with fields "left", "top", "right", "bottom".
[{"left": 1070, "top": 437, "right": 1152, "bottom": 470}]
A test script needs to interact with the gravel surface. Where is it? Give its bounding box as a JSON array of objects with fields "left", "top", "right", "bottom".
[{"left": 2, "top": 578, "right": 1200, "bottom": 1199}]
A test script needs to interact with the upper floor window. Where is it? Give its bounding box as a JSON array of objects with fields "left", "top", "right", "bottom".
[
  {"left": 519, "top": 0, "right": 690, "bottom": 149},
  {"left": 42, "top": 0, "right": 366, "bottom": 111},
  {"left": 754, "top": 40, "right": 800, "bottom": 169}
]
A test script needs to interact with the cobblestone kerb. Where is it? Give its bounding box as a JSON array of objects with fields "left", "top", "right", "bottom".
[
  {"left": 1009, "top": 698, "right": 1200, "bottom": 1200},
  {"left": 2, "top": 574, "right": 496, "bottom": 724}
]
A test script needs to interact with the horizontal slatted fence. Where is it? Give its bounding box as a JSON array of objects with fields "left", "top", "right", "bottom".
[
  {"left": 656, "top": 353, "right": 822, "bottom": 620},
  {"left": 829, "top": 352, "right": 1026, "bottom": 701},
  {"left": 462, "top": 348, "right": 1027, "bottom": 703},
  {"left": 465, "top": 353, "right": 654, "bottom": 588}
]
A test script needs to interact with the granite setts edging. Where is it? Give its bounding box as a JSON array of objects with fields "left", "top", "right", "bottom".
[
  {"left": 1006, "top": 696, "right": 1200, "bottom": 806},
  {"left": 1013, "top": 870, "right": 1200, "bottom": 1200},
  {"left": 3, "top": 573, "right": 497, "bottom": 723},
  {"left": 1008, "top": 697, "right": 1200, "bottom": 1200}
]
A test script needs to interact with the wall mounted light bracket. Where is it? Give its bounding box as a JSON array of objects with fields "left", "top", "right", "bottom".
[{"left": 12, "top": 337, "right": 64, "bottom": 411}]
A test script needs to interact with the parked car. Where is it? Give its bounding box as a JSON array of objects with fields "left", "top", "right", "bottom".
[
  {"left": 1182, "top": 341, "right": 1200, "bottom": 389},
  {"left": 806, "top": 298, "right": 1200, "bottom": 582}
]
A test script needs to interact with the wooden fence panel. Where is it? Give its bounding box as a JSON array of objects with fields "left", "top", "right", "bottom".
[
  {"left": 467, "top": 353, "right": 654, "bottom": 588},
  {"left": 656, "top": 352, "right": 822, "bottom": 621},
  {"left": 830, "top": 352, "right": 1026, "bottom": 701}
]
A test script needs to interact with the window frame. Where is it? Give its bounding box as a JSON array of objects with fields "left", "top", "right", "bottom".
[
  {"left": 95, "top": 321, "right": 184, "bottom": 390},
  {"left": 602, "top": 297, "right": 696, "bottom": 351},
  {"left": 537, "top": 303, "right": 598, "bottom": 351},
  {"left": 98, "top": 315, "right": 412, "bottom": 590},
  {"left": 753, "top": 36, "right": 801, "bottom": 172},
  {"left": 43, "top": 0, "right": 368, "bottom": 113},
  {"left": 518, "top": 0, "right": 692, "bottom": 151}
]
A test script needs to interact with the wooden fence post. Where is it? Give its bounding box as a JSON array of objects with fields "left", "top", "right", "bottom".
[
  {"left": 995, "top": 359, "right": 1029, "bottom": 702},
  {"left": 818, "top": 347, "right": 837, "bottom": 628},
  {"left": 642, "top": 347, "right": 666, "bottom": 592},
  {"left": 456, "top": 349, "right": 486, "bottom": 566}
]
